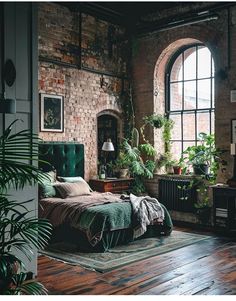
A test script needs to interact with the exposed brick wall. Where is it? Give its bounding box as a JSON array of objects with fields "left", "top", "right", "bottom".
[
  {"left": 38, "top": 3, "right": 80, "bottom": 65},
  {"left": 132, "top": 6, "right": 236, "bottom": 183},
  {"left": 39, "top": 63, "right": 124, "bottom": 180},
  {"left": 81, "top": 14, "right": 129, "bottom": 75},
  {"left": 38, "top": 3, "right": 130, "bottom": 180}
]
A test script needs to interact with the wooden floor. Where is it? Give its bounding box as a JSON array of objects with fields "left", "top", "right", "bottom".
[{"left": 37, "top": 227, "right": 236, "bottom": 295}]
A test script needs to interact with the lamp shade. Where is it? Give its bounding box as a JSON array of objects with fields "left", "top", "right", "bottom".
[
  {"left": 0, "top": 98, "right": 16, "bottom": 114},
  {"left": 102, "top": 139, "right": 114, "bottom": 152}
]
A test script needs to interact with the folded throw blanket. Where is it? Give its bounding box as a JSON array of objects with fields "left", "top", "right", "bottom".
[{"left": 129, "top": 193, "right": 165, "bottom": 239}]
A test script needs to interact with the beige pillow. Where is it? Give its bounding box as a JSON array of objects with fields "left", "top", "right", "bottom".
[
  {"left": 57, "top": 176, "right": 92, "bottom": 191},
  {"left": 53, "top": 182, "right": 91, "bottom": 199}
]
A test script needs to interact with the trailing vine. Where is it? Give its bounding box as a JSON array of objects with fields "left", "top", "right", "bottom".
[{"left": 120, "top": 86, "right": 135, "bottom": 139}]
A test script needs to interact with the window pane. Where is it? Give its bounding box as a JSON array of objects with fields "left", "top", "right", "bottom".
[
  {"left": 197, "top": 46, "right": 211, "bottom": 78},
  {"left": 197, "top": 112, "right": 210, "bottom": 136},
  {"left": 168, "top": 45, "right": 215, "bottom": 162},
  {"left": 170, "top": 82, "right": 182, "bottom": 110},
  {"left": 211, "top": 111, "right": 215, "bottom": 133},
  {"left": 198, "top": 79, "right": 211, "bottom": 109},
  {"left": 184, "top": 80, "right": 196, "bottom": 109},
  {"left": 170, "top": 114, "right": 181, "bottom": 140},
  {"left": 183, "top": 113, "right": 195, "bottom": 140},
  {"left": 212, "top": 79, "right": 215, "bottom": 108},
  {"left": 184, "top": 47, "right": 196, "bottom": 80},
  {"left": 183, "top": 141, "right": 195, "bottom": 153},
  {"left": 171, "top": 142, "right": 182, "bottom": 160},
  {"left": 170, "top": 53, "right": 182, "bottom": 82},
  {"left": 211, "top": 57, "right": 215, "bottom": 77}
]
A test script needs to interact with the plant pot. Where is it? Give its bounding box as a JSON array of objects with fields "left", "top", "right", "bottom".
[
  {"left": 153, "top": 119, "right": 164, "bottom": 128},
  {"left": 193, "top": 164, "right": 209, "bottom": 175},
  {"left": 173, "top": 166, "right": 182, "bottom": 175},
  {"left": 119, "top": 168, "right": 129, "bottom": 178}
]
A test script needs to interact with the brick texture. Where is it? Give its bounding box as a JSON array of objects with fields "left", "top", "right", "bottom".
[{"left": 38, "top": 3, "right": 130, "bottom": 180}]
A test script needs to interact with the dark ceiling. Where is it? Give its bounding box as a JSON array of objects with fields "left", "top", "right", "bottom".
[{"left": 59, "top": 1, "right": 236, "bottom": 33}]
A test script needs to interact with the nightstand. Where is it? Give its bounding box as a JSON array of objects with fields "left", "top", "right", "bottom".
[
  {"left": 212, "top": 185, "right": 236, "bottom": 233},
  {"left": 89, "top": 178, "right": 133, "bottom": 194}
]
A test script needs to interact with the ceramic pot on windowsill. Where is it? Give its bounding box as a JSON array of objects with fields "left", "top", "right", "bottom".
[{"left": 119, "top": 168, "right": 129, "bottom": 178}]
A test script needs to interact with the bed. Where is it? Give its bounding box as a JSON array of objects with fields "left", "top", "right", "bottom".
[{"left": 38, "top": 142, "right": 173, "bottom": 252}]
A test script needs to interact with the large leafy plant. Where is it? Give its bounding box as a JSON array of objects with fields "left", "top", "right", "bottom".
[
  {"left": 180, "top": 133, "right": 225, "bottom": 210},
  {"left": 0, "top": 120, "right": 52, "bottom": 295},
  {"left": 182, "top": 132, "right": 220, "bottom": 174},
  {"left": 115, "top": 128, "right": 156, "bottom": 194}
]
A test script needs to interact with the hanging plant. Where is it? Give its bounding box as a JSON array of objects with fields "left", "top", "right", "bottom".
[{"left": 143, "top": 114, "right": 165, "bottom": 129}]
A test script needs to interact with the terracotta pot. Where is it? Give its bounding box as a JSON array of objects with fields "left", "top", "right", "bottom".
[{"left": 173, "top": 166, "right": 182, "bottom": 175}]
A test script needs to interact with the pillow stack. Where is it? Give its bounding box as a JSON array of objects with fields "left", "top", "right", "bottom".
[{"left": 39, "top": 173, "right": 92, "bottom": 199}]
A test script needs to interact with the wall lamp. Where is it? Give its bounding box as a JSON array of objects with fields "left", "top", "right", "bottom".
[{"left": 0, "top": 98, "right": 16, "bottom": 114}]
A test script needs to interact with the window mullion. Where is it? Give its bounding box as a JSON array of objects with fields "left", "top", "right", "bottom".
[
  {"left": 210, "top": 54, "right": 213, "bottom": 134},
  {"left": 195, "top": 45, "right": 198, "bottom": 145}
]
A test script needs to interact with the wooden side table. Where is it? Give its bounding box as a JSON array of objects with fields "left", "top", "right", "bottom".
[
  {"left": 212, "top": 185, "right": 236, "bottom": 233},
  {"left": 89, "top": 178, "right": 133, "bottom": 194}
]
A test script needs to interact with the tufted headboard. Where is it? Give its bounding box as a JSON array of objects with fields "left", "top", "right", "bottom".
[{"left": 39, "top": 142, "right": 84, "bottom": 178}]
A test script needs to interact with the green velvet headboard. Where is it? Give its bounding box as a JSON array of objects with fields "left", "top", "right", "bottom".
[{"left": 39, "top": 142, "right": 84, "bottom": 177}]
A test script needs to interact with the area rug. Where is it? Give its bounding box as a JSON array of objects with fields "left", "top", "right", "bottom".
[{"left": 39, "top": 230, "right": 210, "bottom": 273}]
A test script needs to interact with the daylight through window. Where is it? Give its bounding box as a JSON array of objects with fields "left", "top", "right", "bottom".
[{"left": 166, "top": 44, "right": 215, "bottom": 160}]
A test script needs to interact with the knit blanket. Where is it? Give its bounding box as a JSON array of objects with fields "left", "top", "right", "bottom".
[{"left": 129, "top": 193, "right": 165, "bottom": 239}]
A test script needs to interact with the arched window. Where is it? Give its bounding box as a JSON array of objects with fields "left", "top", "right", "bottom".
[{"left": 166, "top": 44, "right": 215, "bottom": 160}]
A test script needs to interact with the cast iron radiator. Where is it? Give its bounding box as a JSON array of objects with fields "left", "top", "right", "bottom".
[{"left": 158, "top": 177, "right": 197, "bottom": 212}]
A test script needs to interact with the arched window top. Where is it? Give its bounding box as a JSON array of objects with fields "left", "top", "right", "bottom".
[{"left": 166, "top": 44, "right": 215, "bottom": 160}]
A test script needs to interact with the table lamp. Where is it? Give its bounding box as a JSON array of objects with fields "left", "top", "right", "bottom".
[
  {"left": 227, "top": 143, "right": 236, "bottom": 187},
  {"left": 102, "top": 138, "right": 114, "bottom": 178}
]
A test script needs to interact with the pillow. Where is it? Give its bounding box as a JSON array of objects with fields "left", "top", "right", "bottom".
[
  {"left": 39, "top": 170, "right": 57, "bottom": 198},
  {"left": 57, "top": 176, "right": 92, "bottom": 191},
  {"left": 53, "top": 182, "right": 91, "bottom": 199},
  {"left": 57, "top": 176, "right": 86, "bottom": 183}
]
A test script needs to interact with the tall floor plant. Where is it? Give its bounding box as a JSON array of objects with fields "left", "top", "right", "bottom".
[{"left": 0, "top": 120, "right": 52, "bottom": 295}]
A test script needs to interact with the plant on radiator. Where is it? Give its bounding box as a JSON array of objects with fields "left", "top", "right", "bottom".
[{"left": 0, "top": 120, "right": 52, "bottom": 295}]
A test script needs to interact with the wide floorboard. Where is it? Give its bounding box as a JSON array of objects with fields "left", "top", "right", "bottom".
[{"left": 37, "top": 227, "right": 236, "bottom": 295}]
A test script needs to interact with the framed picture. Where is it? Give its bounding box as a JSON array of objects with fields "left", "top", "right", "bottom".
[
  {"left": 40, "top": 94, "right": 64, "bottom": 132},
  {"left": 231, "top": 119, "right": 236, "bottom": 143}
]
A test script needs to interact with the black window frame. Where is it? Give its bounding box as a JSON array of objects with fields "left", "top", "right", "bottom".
[{"left": 165, "top": 43, "right": 215, "bottom": 157}]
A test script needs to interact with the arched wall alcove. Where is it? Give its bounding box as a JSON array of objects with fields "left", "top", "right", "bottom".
[{"left": 96, "top": 109, "right": 123, "bottom": 166}]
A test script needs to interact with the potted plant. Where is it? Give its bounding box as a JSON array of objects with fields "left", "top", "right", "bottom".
[
  {"left": 0, "top": 120, "right": 52, "bottom": 295},
  {"left": 113, "top": 151, "right": 131, "bottom": 178},
  {"left": 142, "top": 114, "right": 165, "bottom": 129},
  {"left": 115, "top": 128, "right": 156, "bottom": 193},
  {"left": 172, "top": 157, "right": 187, "bottom": 175},
  {"left": 182, "top": 132, "right": 220, "bottom": 175}
]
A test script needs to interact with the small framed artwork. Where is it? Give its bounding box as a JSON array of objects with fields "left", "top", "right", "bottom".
[
  {"left": 231, "top": 119, "right": 236, "bottom": 143},
  {"left": 40, "top": 93, "right": 64, "bottom": 132}
]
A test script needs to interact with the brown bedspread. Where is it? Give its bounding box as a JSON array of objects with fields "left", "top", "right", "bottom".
[{"left": 39, "top": 191, "right": 125, "bottom": 229}]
